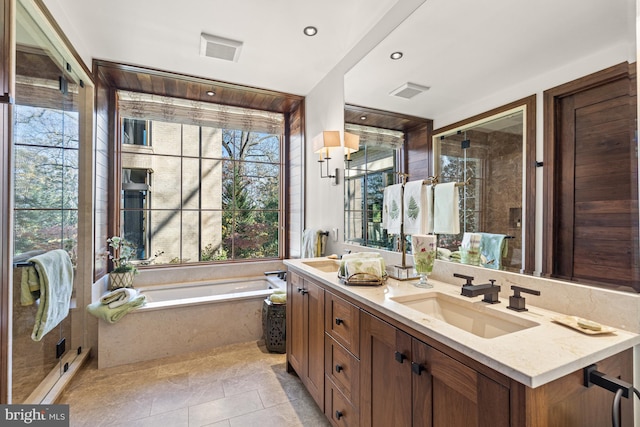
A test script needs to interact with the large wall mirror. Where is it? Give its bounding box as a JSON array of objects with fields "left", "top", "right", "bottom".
[
  {"left": 432, "top": 97, "right": 535, "bottom": 274},
  {"left": 343, "top": 0, "right": 635, "bottom": 280}
]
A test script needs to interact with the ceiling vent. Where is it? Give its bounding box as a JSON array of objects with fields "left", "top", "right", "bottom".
[
  {"left": 389, "top": 82, "right": 430, "bottom": 99},
  {"left": 200, "top": 33, "right": 243, "bottom": 62}
]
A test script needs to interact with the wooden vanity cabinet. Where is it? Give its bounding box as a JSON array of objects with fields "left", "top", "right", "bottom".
[
  {"left": 324, "top": 291, "right": 361, "bottom": 427},
  {"left": 287, "top": 268, "right": 634, "bottom": 427},
  {"left": 360, "top": 310, "right": 509, "bottom": 427},
  {"left": 286, "top": 271, "right": 325, "bottom": 409}
]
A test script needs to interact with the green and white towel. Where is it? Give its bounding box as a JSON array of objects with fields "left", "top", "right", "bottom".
[
  {"left": 403, "top": 180, "right": 433, "bottom": 235},
  {"left": 382, "top": 184, "right": 403, "bottom": 235},
  {"left": 340, "top": 252, "right": 386, "bottom": 279}
]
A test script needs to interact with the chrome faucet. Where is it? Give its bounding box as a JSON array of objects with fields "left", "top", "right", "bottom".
[{"left": 453, "top": 273, "right": 501, "bottom": 304}]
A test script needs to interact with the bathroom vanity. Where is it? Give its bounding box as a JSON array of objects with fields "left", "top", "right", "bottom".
[{"left": 284, "top": 258, "right": 639, "bottom": 427}]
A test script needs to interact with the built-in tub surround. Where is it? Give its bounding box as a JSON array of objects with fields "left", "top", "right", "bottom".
[
  {"left": 96, "top": 261, "right": 286, "bottom": 368},
  {"left": 286, "top": 257, "right": 640, "bottom": 388}
]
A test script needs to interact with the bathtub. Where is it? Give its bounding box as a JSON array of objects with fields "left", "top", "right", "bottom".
[{"left": 97, "top": 275, "right": 286, "bottom": 368}]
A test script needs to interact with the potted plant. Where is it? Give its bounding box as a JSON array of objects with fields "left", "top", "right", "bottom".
[{"left": 106, "top": 236, "right": 138, "bottom": 290}]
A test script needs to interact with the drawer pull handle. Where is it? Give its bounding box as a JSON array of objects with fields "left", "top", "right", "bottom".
[
  {"left": 394, "top": 351, "right": 407, "bottom": 364},
  {"left": 335, "top": 317, "right": 344, "bottom": 325},
  {"left": 300, "top": 289, "right": 308, "bottom": 295},
  {"left": 411, "top": 361, "right": 425, "bottom": 375},
  {"left": 297, "top": 287, "right": 303, "bottom": 293},
  {"left": 335, "top": 410, "right": 343, "bottom": 420},
  {"left": 335, "top": 364, "right": 343, "bottom": 373}
]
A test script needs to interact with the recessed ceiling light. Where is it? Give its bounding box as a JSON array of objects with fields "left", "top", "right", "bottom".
[
  {"left": 303, "top": 26, "right": 318, "bottom": 36},
  {"left": 390, "top": 51, "right": 403, "bottom": 60},
  {"left": 206, "top": 90, "right": 216, "bottom": 96},
  {"left": 360, "top": 116, "right": 367, "bottom": 121}
]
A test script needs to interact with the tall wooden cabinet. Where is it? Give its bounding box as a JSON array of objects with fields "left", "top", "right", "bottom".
[{"left": 286, "top": 271, "right": 325, "bottom": 409}]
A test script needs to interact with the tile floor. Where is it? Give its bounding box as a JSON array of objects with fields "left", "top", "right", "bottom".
[{"left": 57, "top": 341, "right": 330, "bottom": 427}]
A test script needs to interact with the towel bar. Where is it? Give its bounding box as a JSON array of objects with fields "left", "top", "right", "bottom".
[{"left": 13, "top": 261, "right": 35, "bottom": 268}]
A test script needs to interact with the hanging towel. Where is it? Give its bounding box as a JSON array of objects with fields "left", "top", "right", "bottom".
[
  {"left": 86, "top": 294, "right": 146, "bottom": 324},
  {"left": 433, "top": 182, "right": 460, "bottom": 234},
  {"left": 316, "top": 231, "right": 327, "bottom": 257},
  {"left": 460, "top": 232, "right": 482, "bottom": 265},
  {"left": 403, "top": 181, "right": 433, "bottom": 235},
  {"left": 302, "top": 229, "right": 318, "bottom": 258},
  {"left": 382, "top": 184, "right": 403, "bottom": 235},
  {"left": 479, "top": 233, "right": 508, "bottom": 270},
  {"left": 28, "top": 250, "right": 74, "bottom": 341},
  {"left": 20, "top": 265, "right": 41, "bottom": 306}
]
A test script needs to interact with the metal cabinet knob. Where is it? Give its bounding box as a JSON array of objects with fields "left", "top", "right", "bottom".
[
  {"left": 335, "top": 317, "right": 344, "bottom": 325},
  {"left": 335, "top": 410, "right": 343, "bottom": 420},
  {"left": 335, "top": 364, "right": 343, "bottom": 373}
]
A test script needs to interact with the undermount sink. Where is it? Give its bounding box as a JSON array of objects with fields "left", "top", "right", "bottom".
[
  {"left": 390, "top": 292, "right": 539, "bottom": 339},
  {"left": 302, "top": 259, "right": 341, "bottom": 273}
]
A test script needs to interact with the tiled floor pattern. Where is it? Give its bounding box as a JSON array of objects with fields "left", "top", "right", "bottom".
[{"left": 57, "top": 341, "right": 330, "bottom": 426}]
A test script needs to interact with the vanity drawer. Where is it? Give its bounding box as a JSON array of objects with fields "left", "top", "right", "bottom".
[
  {"left": 325, "top": 334, "right": 360, "bottom": 403},
  {"left": 325, "top": 376, "right": 359, "bottom": 427},
  {"left": 325, "top": 292, "right": 360, "bottom": 357}
]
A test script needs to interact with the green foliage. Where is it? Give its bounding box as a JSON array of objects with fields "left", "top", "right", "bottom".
[{"left": 107, "top": 236, "right": 138, "bottom": 274}]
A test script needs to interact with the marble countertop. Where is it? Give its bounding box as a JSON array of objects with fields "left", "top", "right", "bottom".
[{"left": 284, "top": 258, "right": 640, "bottom": 388}]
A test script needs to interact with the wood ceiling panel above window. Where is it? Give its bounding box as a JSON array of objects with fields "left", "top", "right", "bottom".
[{"left": 94, "top": 60, "right": 303, "bottom": 114}]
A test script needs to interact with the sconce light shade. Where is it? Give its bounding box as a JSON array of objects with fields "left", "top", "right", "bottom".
[
  {"left": 343, "top": 132, "right": 360, "bottom": 160},
  {"left": 313, "top": 131, "right": 341, "bottom": 159}
]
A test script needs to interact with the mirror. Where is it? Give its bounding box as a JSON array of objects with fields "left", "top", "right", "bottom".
[
  {"left": 343, "top": 0, "right": 635, "bottom": 275},
  {"left": 433, "top": 107, "right": 525, "bottom": 273}
]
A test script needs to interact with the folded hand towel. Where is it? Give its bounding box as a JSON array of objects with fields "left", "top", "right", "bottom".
[
  {"left": 478, "top": 233, "right": 508, "bottom": 270},
  {"left": 101, "top": 288, "right": 139, "bottom": 309},
  {"left": 344, "top": 258, "right": 384, "bottom": 279},
  {"left": 433, "top": 182, "right": 460, "bottom": 234},
  {"left": 86, "top": 294, "right": 146, "bottom": 324},
  {"left": 403, "top": 181, "right": 433, "bottom": 235},
  {"left": 382, "top": 184, "right": 403, "bottom": 235},
  {"left": 29, "top": 250, "right": 74, "bottom": 341},
  {"left": 340, "top": 252, "right": 386, "bottom": 277}
]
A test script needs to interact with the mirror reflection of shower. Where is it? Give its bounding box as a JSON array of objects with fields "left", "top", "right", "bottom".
[{"left": 434, "top": 109, "right": 525, "bottom": 272}]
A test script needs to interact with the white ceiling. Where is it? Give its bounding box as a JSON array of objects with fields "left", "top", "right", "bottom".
[
  {"left": 345, "top": 0, "right": 636, "bottom": 122},
  {"left": 43, "top": 0, "right": 635, "bottom": 121},
  {"left": 41, "top": 0, "right": 398, "bottom": 95}
]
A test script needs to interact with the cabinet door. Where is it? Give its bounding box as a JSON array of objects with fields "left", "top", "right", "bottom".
[
  {"left": 360, "top": 311, "right": 412, "bottom": 427},
  {"left": 422, "top": 342, "right": 509, "bottom": 427},
  {"left": 287, "top": 272, "right": 305, "bottom": 375},
  {"left": 305, "top": 279, "right": 325, "bottom": 409}
]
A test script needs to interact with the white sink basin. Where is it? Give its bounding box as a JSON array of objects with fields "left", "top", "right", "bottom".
[
  {"left": 302, "top": 259, "right": 340, "bottom": 273},
  {"left": 390, "top": 292, "right": 539, "bottom": 339}
]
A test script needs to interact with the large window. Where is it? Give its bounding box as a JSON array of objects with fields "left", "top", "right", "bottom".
[{"left": 118, "top": 92, "right": 284, "bottom": 265}]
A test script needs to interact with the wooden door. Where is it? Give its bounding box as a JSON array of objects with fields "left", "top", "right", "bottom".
[
  {"left": 544, "top": 63, "right": 639, "bottom": 291},
  {"left": 427, "top": 344, "right": 509, "bottom": 427},
  {"left": 360, "top": 311, "right": 412, "bottom": 427},
  {"left": 287, "top": 272, "right": 305, "bottom": 375},
  {"left": 304, "top": 279, "right": 325, "bottom": 409}
]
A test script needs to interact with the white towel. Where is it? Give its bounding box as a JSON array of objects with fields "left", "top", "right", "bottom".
[
  {"left": 301, "top": 229, "right": 318, "bottom": 258},
  {"left": 403, "top": 181, "right": 433, "bottom": 235},
  {"left": 461, "top": 232, "right": 482, "bottom": 250},
  {"left": 433, "top": 182, "right": 460, "bottom": 234},
  {"left": 382, "top": 184, "right": 403, "bottom": 235}
]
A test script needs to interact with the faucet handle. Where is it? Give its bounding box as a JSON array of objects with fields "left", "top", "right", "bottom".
[
  {"left": 507, "top": 285, "right": 540, "bottom": 312},
  {"left": 453, "top": 273, "right": 474, "bottom": 286}
]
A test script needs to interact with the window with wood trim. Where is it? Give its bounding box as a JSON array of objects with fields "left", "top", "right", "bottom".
[{"left": 117, "top": 91, "right": 284, "bottom": 265}]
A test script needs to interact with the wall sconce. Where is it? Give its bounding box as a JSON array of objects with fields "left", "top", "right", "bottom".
[
  {"left": 313, "top": 131, "right": 360, "bottom": 185},
  {"left": 313, "top": 131, "right": 341, "bottom": 184},
  {"left": 343, "top": 132, "right": 360, "bottom": 162}
]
